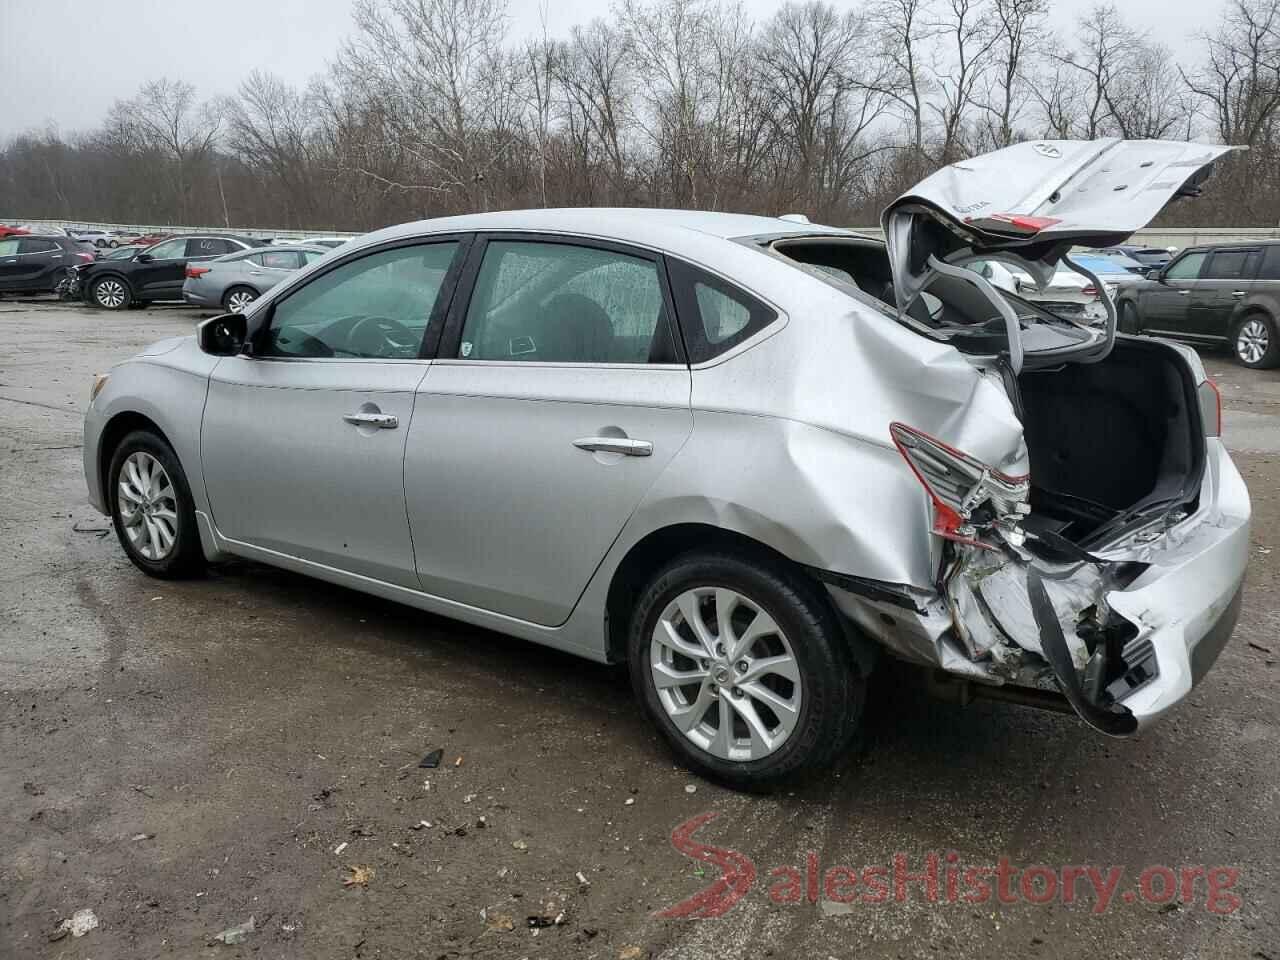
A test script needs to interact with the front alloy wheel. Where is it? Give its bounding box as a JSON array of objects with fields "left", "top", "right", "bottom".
[
  {"left": 93, "top": 277, "right": 129, "bottom": 310},
  {"left": 108, "top": 431, "right": 205, "bottom": 578}
]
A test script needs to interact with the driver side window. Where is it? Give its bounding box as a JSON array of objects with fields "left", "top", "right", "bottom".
[
  {"left": 260, "top": 242, "right": 460, "bottom": 359},
  {"left": 1164, "top": 252, "right": 1206, "bottom": 280}
]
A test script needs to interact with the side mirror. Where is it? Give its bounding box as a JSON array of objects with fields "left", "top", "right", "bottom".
[
  {"left": 1146, "top": 268, "right": 1163, "bottom": 282},
  {"left": 197, "top": 312, "right": 248, "bottom": 356},
  {"left": 136, "top": 253, "right": 153, "bottom": 263}
]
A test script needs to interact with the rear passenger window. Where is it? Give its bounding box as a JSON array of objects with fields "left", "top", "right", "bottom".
[
  {"left": 260, "top": 250, "right": 301, "bottom": 270},
  {"left": 1205, "top": 249, "right": 1260, "bottom": 280},
  {"left": 1259, "top": 246, "right": 1280, "bottom": 280},
  {"left": 458, "top": 241, "right": 675, "bottom": 364},
  {"left": 667, "top": 259, "right": 778, "bottom": 363},
  {"left": 18, "top": 238, "right": 58, "bottom": 254}
]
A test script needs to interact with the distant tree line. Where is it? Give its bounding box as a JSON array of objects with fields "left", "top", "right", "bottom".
[{"left": 3, "top": 0, "right": 1280, "bottom": 231}]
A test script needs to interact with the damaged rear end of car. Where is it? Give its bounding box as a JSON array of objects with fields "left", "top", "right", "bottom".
[{"left": 774, "top": 138, "right": 1250, "bottom": 735}]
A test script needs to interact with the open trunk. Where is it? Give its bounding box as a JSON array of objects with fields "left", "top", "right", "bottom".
[{"left": 1016, "top": 337, "right": 1205, "bottom": 546}]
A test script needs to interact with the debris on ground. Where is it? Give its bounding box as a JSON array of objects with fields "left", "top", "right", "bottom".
[
  {"left": 131, "top": 832, "right": 153, "bottom": 841},
  {"left": 684, "top": 784, "right": 697, "bottom": 794},
  {"left": 343, "top": 865, "right": 375, "bottom": 887},
  {"left": 576, "top": 871, "right": 590, "bottom": 886},
  {"left": 527, "top": 912, "right": 565, "bottom": 928},
  {"left": 418, "top": 748, "right": 444, "bottom": 769},
  {"left": 23, "top": 781, "right": 44, "bottom": 796},
  {"left": 486, "top": 913, "right": 515, "bottom": 932},
  {"left": 454, "top": 755, "right": 464, "bottom": 767},
  {"left": 1249, "top": 641, "right": 1273, "bottom": 653},
  {"left": 619, "top": 947, "right": 644, "bottom": 960},
  {"left": 332, "top": 841, "right": 348, "bottom": 855},
  {"left": 624, "top": 797, "right": 635, "bottom": 806},
  {"left": 55, "top": 908, "right": 99, "bottom": 939},
  {"left": 410, "top": 820, "right": 431, "bottom": 830},
  {"left": 511, "top": 839, "right": 528, "bottom": 851},
  {"left": 211, "top": 916, "right": 256, "bottom": 945}
]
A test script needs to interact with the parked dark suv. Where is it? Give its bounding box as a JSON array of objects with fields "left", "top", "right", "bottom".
[
  {"left": 0, "top": 235, "right": 97, "bottom": 296},
  {"left": 1116, "top": 239, "right": 1280, "bottom": 367},
  {"left": 80, "top": 234, "right": 265, "bottom": 310}
]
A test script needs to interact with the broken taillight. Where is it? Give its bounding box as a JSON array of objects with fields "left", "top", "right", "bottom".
[
  {"left": 890, "top": 422, "right": 1031, "bottom": 550},
  {"left": 1199, "top": 378, "right": 1222, "bottom": 437}
]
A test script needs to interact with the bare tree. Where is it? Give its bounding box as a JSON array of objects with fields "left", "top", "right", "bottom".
[
  {"left": 928, "top": 0, "right": 999, "bottom": 162},
  {"left": 979, "top": 0, "right": 1048, "bottom": 147},
  {"left": 867, "top": 0, "right": 937, "bottom": 157}
]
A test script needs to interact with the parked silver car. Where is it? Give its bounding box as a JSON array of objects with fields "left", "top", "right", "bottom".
[
  {"left": 183, "top": 244, "right": 330, "bottom": 312},
  {"left": 83, "top": 139, "right": 1248, "bottom": 789}
]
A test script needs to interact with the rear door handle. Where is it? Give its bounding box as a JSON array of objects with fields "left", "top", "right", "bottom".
[
  {"left": 573, "top": 436, "right": 652, "bottom": 457},
  {"left": 343, "top": 412, "right": 399, "bottom": 429},
  {"left": 1232, "top": 290, "right": 1246, "bottom": 298},
  {"left": 1178, "top": 290, "right": 1190, "bottom": 296}
]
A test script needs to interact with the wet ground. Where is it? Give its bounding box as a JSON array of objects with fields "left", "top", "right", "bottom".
[{"left": 1, "top": 298, "right": 1277, "bottom": 959}]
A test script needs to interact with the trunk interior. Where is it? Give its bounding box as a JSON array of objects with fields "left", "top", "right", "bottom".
[{"left": 1016, "top": 338, "right": 1204, "bottom": 546}]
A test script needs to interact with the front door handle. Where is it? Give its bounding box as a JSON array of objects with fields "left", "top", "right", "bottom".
[
  {"left": 1232, "top": 290, "right": 1246, "bottom": 298},
  {"left": 573, "top": 436, "right": 652, "bottom": 457},
  {"left": 343, "top": 412, "right": 399, "bottom": 429},
  {"left": 1178, "top": 290, "right": 1190, "bottom": 296}
]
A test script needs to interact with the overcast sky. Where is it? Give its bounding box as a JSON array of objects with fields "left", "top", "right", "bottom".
[{"left": 0, "top": 0, "right": 1225, "bottom": 138}]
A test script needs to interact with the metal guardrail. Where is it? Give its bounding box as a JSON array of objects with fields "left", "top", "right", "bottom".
[
  {"left": 1, "top": 218, "right": 360, "bottom": 241},
  {"left": 6, "top": 217, "right": 1280, "bottom": 249}
]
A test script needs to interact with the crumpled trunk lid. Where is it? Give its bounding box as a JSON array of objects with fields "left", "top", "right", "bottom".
[{"left": 882, "top": 138, "right": 1237, "bottom": 313}]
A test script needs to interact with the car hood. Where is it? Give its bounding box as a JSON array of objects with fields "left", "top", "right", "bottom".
[{"left": 882, "top": 138, "right": 1237, "bottom": 310}]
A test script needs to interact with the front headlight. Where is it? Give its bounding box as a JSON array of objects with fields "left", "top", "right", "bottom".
[{"left": 89, "top": 373, "right": 110, "bottom": 404}]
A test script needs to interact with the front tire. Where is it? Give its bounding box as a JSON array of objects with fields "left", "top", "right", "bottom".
[
  {"left": 1233, "top": 313, "right": 1280, "bottom": 368},
  {"left": 108, "top": 431, "right": 205, "bottom": 579},
  {"left": 628, "top": 551, "right": 863, "bottom": 792},
  {"left": 92, "top": 276, "right": 131, "bottom": 310}
]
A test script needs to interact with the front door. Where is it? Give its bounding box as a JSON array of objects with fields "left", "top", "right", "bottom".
[
  {"left": 1188, "top": 247, "right": 1261, "bottom": 340},
  {"left": 405, "top": 236, "right": 693, "bottom": 626},
  {"left": 133, "top": 237, "right": 191, "bottom": 299},
  {"left": 201, "top": 238, "right": 465, "bottom": 588},
  {"left": 1140, "top": 250, "right": 1207, "bottom": 336}
]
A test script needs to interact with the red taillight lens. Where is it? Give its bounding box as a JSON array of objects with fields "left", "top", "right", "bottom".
[
  {"left": 1199, "top": 378, "right": 1222, "bottom": 437},
  {"left": 963, "top": 213, "right": 1063, "bottom": 236},
  {"left": 890, "top": 422, "right": 1031, "bottom": 550},
  {"left": 1080, "top": 284, "right": 1098, "bottom": 297},
  {"left": 186, "top": 265, "right": 211, "bottom": 278},
  {"left": 76, "top": 253, "right": 93, "bottom": 263}
]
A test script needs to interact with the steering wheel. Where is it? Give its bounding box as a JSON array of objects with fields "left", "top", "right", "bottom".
[{"left": 346, "top": 315, "right": 418, "bottom": 358}]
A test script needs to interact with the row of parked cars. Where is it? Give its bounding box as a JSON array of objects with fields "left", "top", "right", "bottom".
[{"left": 0, "top": 227, "right": 351, "bottom": 313}]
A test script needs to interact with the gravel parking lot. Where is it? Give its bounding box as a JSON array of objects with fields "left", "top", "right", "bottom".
[{"left": 2, "top": 298, "right": 1278, "bottom": 959}]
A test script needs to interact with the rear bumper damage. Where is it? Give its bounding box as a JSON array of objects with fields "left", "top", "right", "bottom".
[{"left": 822, "top": 438, "right": 1249, "bottom": 734}]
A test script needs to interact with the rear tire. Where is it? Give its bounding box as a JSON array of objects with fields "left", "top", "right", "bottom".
[
  {"left": 107, "top": 431, "right": 206, "bottom": 579},
  {"left": 92, "top": 276, "right": 131, "bottom": 310},
  {"left": 1233, "top": 313, "right": 1280, "bottom": 368},
  {"left": 628, "top": 551, "right": 863, "bottom": 792},
  {"left": 223, "top": 285, "right": 258, "bottom": 313}
]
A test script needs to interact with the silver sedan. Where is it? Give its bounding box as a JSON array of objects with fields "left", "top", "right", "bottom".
[
  {"left": 182, "top": 244, "right": 330, "bottom": 312},
  {"left": 83, "top": 138, "right": 1248, "bottom": 790}
]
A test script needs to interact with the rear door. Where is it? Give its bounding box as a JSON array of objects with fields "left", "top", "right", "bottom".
[
  {"left": 0, "top": 238, "right": 22, "bottom": 289},
  {"left": 1140, "top": 249, "right": 1207, "bottom": 337},
  {"left": 405, "top": 235, "right": 692, "bottom": 626},
  {"left": 8, "top": 237, "right": 63, "bottom": 289},
  {"left": 1188, "top": 246, "right": 1261, "bottom": 340}
]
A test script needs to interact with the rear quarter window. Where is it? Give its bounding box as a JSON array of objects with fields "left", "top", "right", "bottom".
[{"left": 667, "top": 259, "right": 777, "bottom": 363}]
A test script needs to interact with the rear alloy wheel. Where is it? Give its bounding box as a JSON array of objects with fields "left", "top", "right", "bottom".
[
  {"left": 629, "top": 552, "right": 863, "bottom": 791},
  {"left": 93, "top": 277, "right": 130, "bottom": 310},
  {"left": 108, "top": 431, "right": 205, "bottom": 578},
  {"left": 223, "top": 286, "right": 257, "bottom": 313},
  {"left": 1234, "top": 314, "right": 1280, "bottom": 368}
]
